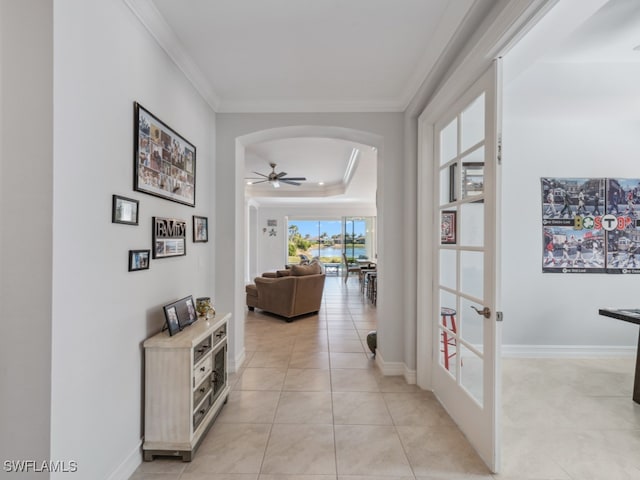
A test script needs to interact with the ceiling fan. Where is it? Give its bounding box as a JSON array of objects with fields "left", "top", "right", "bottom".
[{"left": 246, "top": 162, "right": 307, "bottom": 188}]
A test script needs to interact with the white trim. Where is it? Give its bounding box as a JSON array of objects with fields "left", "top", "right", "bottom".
[
  {"left": 416, "top": 116, "right": 434, "bottom": 391},
  {"left": 229, "top": 348, "right": 246, "bottom": 373},
  {"left": 374, "top": 351, "right": 417, "bottom": 385},
  {"left": 403, "top": 366, "right": 417, "bottom": 385},
  {"left": 106, "top": 440, "right": 142, "bottom": 480},
  {"left": 218, "top": 98, "right": 404, "bottom": 113},
  {"left": 502, "top": 345, "right": 637, "bottom": 358},
  {"left": 374, "top": 350, "right": 403, "bottom": 375},
  {"left": 123, "top": 0, "right": 220, "bottom": 110}
]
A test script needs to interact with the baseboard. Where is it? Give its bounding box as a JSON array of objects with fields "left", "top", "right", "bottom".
[
  {"left": 403, "top": 366, "right": 417, "bottom": 385},
  {"left": 107, "top": 440, "right": 142, "bottom": 480},
  {"left": 375, "top": 351, "right": 417, "bottom": 384},
  {"left": 229, "top": 348, "right": 246, "bottom": 373},
  {"left": 502, "top": 344, "right": 636, "bottom": 358}
]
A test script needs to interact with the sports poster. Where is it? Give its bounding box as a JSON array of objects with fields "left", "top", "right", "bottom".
[{"left": 541, "top": 177, "right": 640, "bottom": 274}]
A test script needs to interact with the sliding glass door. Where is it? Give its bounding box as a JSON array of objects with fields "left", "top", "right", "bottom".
[{"left": 287, "top": 217, "right": 376, "bottom": 265}]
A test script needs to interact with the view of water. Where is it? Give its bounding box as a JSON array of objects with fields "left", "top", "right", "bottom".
[{"left": 309, "top": 246, "right": 367, "bottom": 259}]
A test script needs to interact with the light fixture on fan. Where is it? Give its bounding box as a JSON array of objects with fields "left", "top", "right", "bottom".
[{"left": 245, "top": 162, "right": 306, "bottom": 188}]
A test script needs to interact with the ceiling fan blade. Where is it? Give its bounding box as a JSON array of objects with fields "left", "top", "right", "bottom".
[
  {"left": 248, "top": 179, "right": 269, "bottom": 184},
  {"left": 276, "top": 171, "right": 288, "bottom": 178},
  {"left": 281, "top": 177, "right": 306, "bottom": 181},
  {"left": 251, "top": 171, "right": 269, "bottom": 177},
  {"left": 280, "top": 180, "right": 302, "bottom": 186}
]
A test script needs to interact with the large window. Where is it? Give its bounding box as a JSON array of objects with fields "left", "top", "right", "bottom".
[{"left": 287, "top": 217, "right": 376, "bottom": 264}]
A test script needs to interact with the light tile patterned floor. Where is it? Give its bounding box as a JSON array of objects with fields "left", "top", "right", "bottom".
[{"left": 131, "top": 276, "right": 640, "bottom": 480}]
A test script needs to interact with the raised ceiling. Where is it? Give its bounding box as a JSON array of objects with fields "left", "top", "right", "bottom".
[{"left": 244, "top": 137, "right": 377, "bottom": 204}]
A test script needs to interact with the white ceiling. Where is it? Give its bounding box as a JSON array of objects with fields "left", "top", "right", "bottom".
[
  {"left": 244, "top": 137, "right": 377, "bottom": 204},
  {"left": 505, "top": 0, "right": 640, "bottom": 121},
  {"left": 126, "top": 0, "right": 640, "bottom": 206},
  {"left": 126, "top": 0, "right": 480, "bottom": 206},
  {"left": 140, "top": 0, "right": 476, "bottom": 113}
]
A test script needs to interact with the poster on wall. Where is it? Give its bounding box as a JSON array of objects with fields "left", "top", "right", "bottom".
[
  {"left": 604, "top": 178, "right": 640, "bottom": 273},
  {"left": 541, "top": 177, "right": 640, "bottom": 274}
]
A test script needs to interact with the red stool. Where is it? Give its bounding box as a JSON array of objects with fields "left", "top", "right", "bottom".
[{"left": 440, "top": 307, "right": 457, "bottom": 370}]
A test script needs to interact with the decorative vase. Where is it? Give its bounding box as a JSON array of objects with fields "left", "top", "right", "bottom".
[
  {"left": 196, "top": 297, "right": 215, "bottom": 319},
  {"left": 366, "top": 330, "right": 377, "bottom": 356}
]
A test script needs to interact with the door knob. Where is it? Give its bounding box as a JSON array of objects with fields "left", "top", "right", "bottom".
[{"left": 470, "top": 305, "right": 491, "bottom": 319}]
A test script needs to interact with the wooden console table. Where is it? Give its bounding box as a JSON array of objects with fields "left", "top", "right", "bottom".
[{"left": 598, "top": 308, "right": 640, "bottom": 404}]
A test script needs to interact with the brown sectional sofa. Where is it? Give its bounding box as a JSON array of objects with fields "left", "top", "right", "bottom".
[{"left": 245, "top": 262, "right": 325, "bottom": 321}]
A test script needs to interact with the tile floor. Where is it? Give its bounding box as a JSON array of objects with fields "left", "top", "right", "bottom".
[{"left": 131, "top": 276, "right": 640, "bottom": 480}]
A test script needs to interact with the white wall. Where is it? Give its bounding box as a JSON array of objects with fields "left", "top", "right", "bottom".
[
  {"left": 215, "top": 114, "right": 409, "bottom": 375},
  {"left": 250, "top": 204, "right": 377, "bottom": 278},
  {"left": 0, "top": 1, "right": 53, "bottom": 476},
  {"left": 502, "top": 117, "right": 639, "bottom": 351},
  {"left": 50, "top": 1, "right": 215, "bottom": 478}
]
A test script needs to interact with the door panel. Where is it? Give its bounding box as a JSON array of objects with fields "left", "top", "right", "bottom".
[{"left": 432, "top": 61, "right": 502, "bottom": 472}]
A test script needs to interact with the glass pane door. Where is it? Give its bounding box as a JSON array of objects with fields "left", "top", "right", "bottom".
[{"left": 432, "top": 62, "right": 502, "bottom": 472}]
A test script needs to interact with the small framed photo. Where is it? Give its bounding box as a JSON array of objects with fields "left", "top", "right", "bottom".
[
  {"left": 112, "top": 194, "right": 139, "bottom": 225},
  {"left": 128, "top": 249, "right": 150, "bottom": 271},
  {"left": 184, "top": 296, "right": 197, "bottom": 326},
  {"left": 441, "top": 210, "right": 457, "bottom": 245},
  {"left": 163, "top": 304, "right": 181, "bottom": 336},
  {"left": 193, "top": 216, "right": 208, "bottom": 243}
]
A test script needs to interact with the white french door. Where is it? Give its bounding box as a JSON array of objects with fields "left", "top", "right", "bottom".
[{"left": 430, "top": 61, "right": 502, "bottom": 472}]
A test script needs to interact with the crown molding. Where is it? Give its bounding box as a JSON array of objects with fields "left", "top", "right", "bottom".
[
  {"left": 217, "top": 98, "right": 404, "bottom": 113},
  {"left": 399, "top": 0, "right": 477, "bottom": 111},
  {"left": 123, "top": 0, "right": 220, "bottom": 111}
]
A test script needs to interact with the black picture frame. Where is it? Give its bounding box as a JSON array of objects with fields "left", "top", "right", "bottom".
[
  {"left": 112, "top": 194, "right": 139, "bottom": 225},
  {"left": 448, "top": 163, "right": 457, "bottom": 203},
  {"left": 153, "top": 217, "right": 187, "bottom": 259},
  {"left": 128, "top": 249, "right": 150, "bottom": 271},
  {"left": 193, "top": 216, "right": 208, "bottom": 243},
  {"left": 163, "top": 304, "right": 181, "bottom": 336},
  {"left": 163, "top": 295, "right": 198, "bottom": 332},
  {"left": 134, "top": 102, "right": 196, "bottom": 207}
]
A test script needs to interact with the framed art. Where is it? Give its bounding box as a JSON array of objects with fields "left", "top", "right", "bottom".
[
  {"left": 163, "top": 295, "right": 198, "bottom": 332},
  {"left": 163, "top": 304, "right": 181, "bottom": 336},
  {"left": 112, "top": 194, "right": 139, "bottom": 225},
  {"left": 134, "top": 102, "right": 196, "bottom": 207},
  {"left": 128, "top": 249, "right": 150, "bottom": 271},
  {"left": 441, "top": 210, "right": 457, "bottom": 245},
  {"left": 153, "top": 217, "right": 186, "bottom": 259},
  {"left": 193, "top": 216, "right": 208, "bottom": 243},
  {"left": 461, "top": 162, "right": 484, "bottom": 199},
  {"left": 176, "top": 295, "right": 197, "bottom": 329}
]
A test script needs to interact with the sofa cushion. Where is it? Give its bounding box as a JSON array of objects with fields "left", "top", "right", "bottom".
[
  {"left": 262, "top": 272, "right": 278, "bottom": 278},
  {"left": 291, "top": 262, "right": 322, "bottom": 276},
  {"left": 276, "top": 269, "right": 291, "bottom": 277}
]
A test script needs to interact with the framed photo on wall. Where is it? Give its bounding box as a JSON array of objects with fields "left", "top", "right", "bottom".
[
  {"left": 193, "top": 216, "right": 208, "bottom": 243},
  {"left": 112, "top": 194, "right": 139, "bottom": 225},
  {"left": 441, "top": 210, "right": 457, "bottom": 245},
  {"left": 153, "top": 217, "right": 187, "bottom": 259},
  {"left": 128, "top": 249, "right": 150, "bottom": 271},
  {"left": 134, "top": 102, "right": 196, "bottom": 207}
]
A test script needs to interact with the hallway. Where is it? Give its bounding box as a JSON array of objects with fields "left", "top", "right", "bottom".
[
  {"left": 130, "top": 276, "right": 639, "bottom": 479},
  {"left": 130, "top": 276, "right": 490, "bottom": 479}
]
